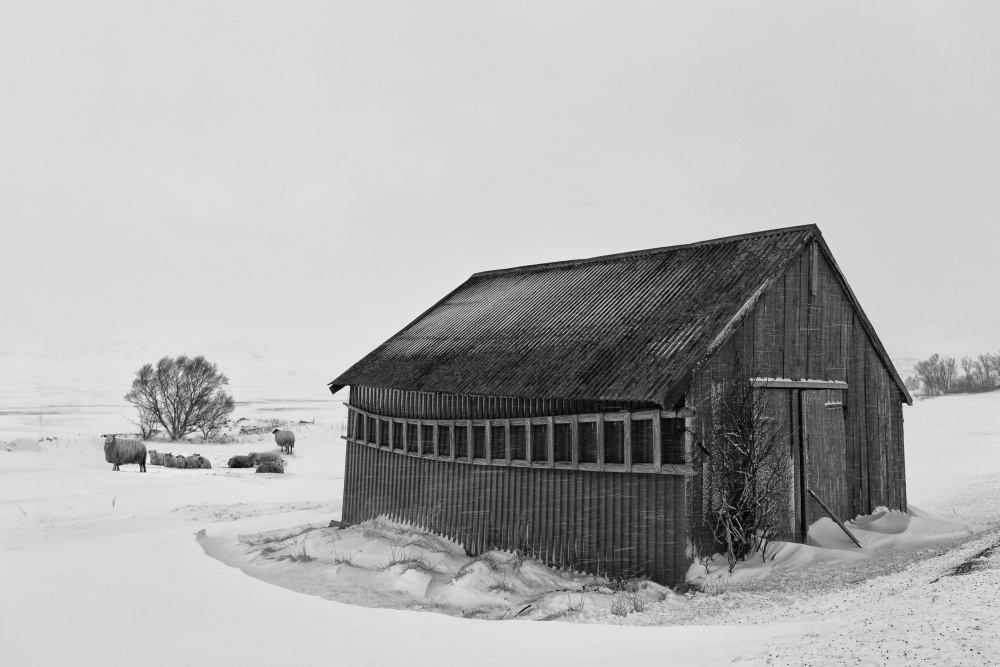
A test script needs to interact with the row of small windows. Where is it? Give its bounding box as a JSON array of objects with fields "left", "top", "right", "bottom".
[{"left": 348, "top": 409, "right": 688, "bottom": 468}]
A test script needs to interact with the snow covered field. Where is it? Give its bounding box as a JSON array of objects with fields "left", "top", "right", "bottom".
[{"left": 3, "top": 364, "right": 1000, "bottom": 665}]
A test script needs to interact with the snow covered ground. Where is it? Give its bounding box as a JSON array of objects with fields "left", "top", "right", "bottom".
[{"left": 3, "top": 363, "right": 1000, "bottom": 665}]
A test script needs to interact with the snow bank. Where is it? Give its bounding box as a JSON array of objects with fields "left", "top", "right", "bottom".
[
  {"left": 809, "top": 505, "right": 975, "bottom": 550},
  {"left": 4, "top": 437, "right": 40, "bottom": 452},
  {"left": 686, "top": 506, "right": 974, "bottom": 590},
  {"left": 203, "top": 516, "right": 672, "bottom": 622}
]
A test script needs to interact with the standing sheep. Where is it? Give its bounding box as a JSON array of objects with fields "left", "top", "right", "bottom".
[
  {"left": 102, "top": 434, "right": 147, "bottom": 472},
  {"left": 272, "top": 429, "right": 295, "bottom": 455}
]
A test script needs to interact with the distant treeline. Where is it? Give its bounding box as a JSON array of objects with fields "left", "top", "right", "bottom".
[{"left": 907, "top": 352, "right": 1000, "bottom": 396}]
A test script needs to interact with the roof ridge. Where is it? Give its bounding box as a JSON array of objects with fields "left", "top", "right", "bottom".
[{"left": 472, "top": 224, "right": 820, "bottom": 278}]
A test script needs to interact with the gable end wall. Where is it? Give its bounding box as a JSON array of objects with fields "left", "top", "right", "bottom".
[{"left": 685, "top": 245, "right": 906, "bottom": 551}]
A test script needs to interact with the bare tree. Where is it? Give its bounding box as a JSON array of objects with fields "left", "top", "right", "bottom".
[
  {"left": 703, "top": 370, "right": 791, "bottom": 572},
  {"left": 978, "top": 353, "right": 997, "bottom": 391},
  {"left": 915, "top": 354, "right": 957, "bottom": 396},
  {"left": 990, "top": 352, "right": 1000, "bottom": 384},
  {"left": 124, "top": 355, "right": 235, "bottom": 441},
  {"left": 197, "top": 395, "right": 233, "bottom": 439},
  {"left": 961, "top": 355, "right": 975, "bottom": 391},
  {"left": 126, "top": 406, "right": 159, "bottom": 439},
  {"left": 941, "top": 356, "right": 958, "bottom": 394}
]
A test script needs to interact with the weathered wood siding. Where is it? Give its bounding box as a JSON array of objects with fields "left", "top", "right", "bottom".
[
  {"left": 350, "top": 386, "right": 656, "bottom": 420},
  {"left": 687, "top": 243, "right": 907, "bottom": 550},
  {"left": 342, "top": 441, "right": 689, "bottom": 585}
]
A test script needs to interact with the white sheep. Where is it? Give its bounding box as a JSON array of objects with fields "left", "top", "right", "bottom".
[
  {"left": 102, "top": 434, "right": 147, "bottom": 472},
  {"left": 272, "top": 429, "right": 295, "bottom": 454},
  {"left": 255, "top": 460, "right": 285, "bottom": 474},
  {"left": 250, "top": 451, "right": 283, "bottom": 465}
]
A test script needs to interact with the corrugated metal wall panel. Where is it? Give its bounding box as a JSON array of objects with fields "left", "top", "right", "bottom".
[{"left": 341, "top": 442, "right": 687, "bottom": 585}]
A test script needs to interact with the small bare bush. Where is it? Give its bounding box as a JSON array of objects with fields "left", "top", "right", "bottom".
[
  {"left": 455, "top": 553, "right": 501, "bottom": 578},
  {"left": 609, "top": 591, "right": 645, "bottom": 616},
  {"left": 704, "top": 368, "right": 791, "bottom": 572},
  {"left": 278, "top": 544, "right": 315, "bottom": 563},
  {"left": 487, "top": 577, "right": 515, "bottom": 594}
]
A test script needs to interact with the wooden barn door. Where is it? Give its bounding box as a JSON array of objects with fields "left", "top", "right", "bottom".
[{"left": 799, "top": 390, "right": 849, "bottom": 534}]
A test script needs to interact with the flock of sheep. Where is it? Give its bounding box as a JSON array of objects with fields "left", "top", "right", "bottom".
[
  {"left": 150, "top": 451, "right": 212, "bottom": 469},
  {"left": 101, "top": 428, "right": 296, "bottom": 474},
  {"left": 226, "top": 451, "right": 285, "bottom": 473}
]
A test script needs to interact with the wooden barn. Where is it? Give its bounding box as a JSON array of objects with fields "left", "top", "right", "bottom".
[{"left": 330, "top": 225, "right": 911, "bottom": 585}]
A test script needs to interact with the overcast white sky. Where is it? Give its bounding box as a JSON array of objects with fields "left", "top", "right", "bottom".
[{"left": 3, "top": 2, "right": 1000, "bottom": 377}]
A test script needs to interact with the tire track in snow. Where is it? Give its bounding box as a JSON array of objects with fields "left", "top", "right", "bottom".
[{"left": 931, "top": 535, "right": 1000, "bottom": 582}]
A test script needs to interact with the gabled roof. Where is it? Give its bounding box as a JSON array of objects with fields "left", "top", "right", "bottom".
[{"left": 331, "top": 224, "right": 911, "bottom": 406}]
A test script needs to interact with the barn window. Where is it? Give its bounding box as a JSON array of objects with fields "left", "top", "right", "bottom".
[
  {"left": 454, "top": 424, "right": 469, "bottom": 458},
  {"left": 510, "top": 424, "right": 527, "bottom": 461},
  {"left": 530, "top": 423, "right": 549, "bottom": 462},
  {"left": 421, "top": 424, "right": 434, "bottom": 455},
  {"left": 631, "top": 419, "right": 653, "bottom": 464},
  {"left": 366, "top": 416, "right": 376, "bottom": 444},
  {"left": 472, "top": 425, "right": 487, "bottom": 459},
  {"left": 604, "top": 421, "right": 624, "bottom": 464},
  {"left": 437, "top": 425, "right": 452, "bottom": 457},
  {"left": 405, "top": 423, "right": 418, "bottom": 453},
  {"left": 490, "top": 424, "right": 506, "bottom": 460},
  {"left": 392, "top": 422, "right": 403, "bottom": 451},
  {"left": 553, "top": 423, "right": 572, "bottom": 462},
  {"left": 578, "top": 422, "right": 598, "bottom": 463},
  {"left": 379, "top": 419, "right": 390, "bottom": 447},
  {"left": 661, "top": 417, "right": 686, "bottom": 464}
]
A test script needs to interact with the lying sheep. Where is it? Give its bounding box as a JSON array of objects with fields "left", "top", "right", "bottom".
[
  {"left": 250, "top": 451, "right": 283, "bottom": 465},
  {"left": 162, "top": 453, "right": 176, "bottom": 467},
  {"left": 255, "top": 460, "right": 284, "bottom": 474},
  {"left": 272, "top": 429, "right": 295, "bottom": 454},
  {"left": 192, "top": 454, "right": 211, "bottom": 469},
  {"left": 172, "top": 454, "right": 188, "bottom": 469},
  {"left": 148, "top": 450, "right": 165, "bottom": 466},
  {"left": 227, "top": 455, "right": 255, "bottom": 468},
  {"left": 102, "top": 434, "right": 147, "bottom": 472}
]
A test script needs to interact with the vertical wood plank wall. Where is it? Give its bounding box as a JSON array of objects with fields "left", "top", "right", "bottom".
[
  {"left": 342, "top": 441, "right": 688, "bottom": 585},
  {"left": 687, "top": 244, "right": 907, "bottom": 551}
]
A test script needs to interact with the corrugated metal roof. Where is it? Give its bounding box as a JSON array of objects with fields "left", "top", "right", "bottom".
[{"left": 331, "top": 225, "right": 828, "bottom": 407}]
